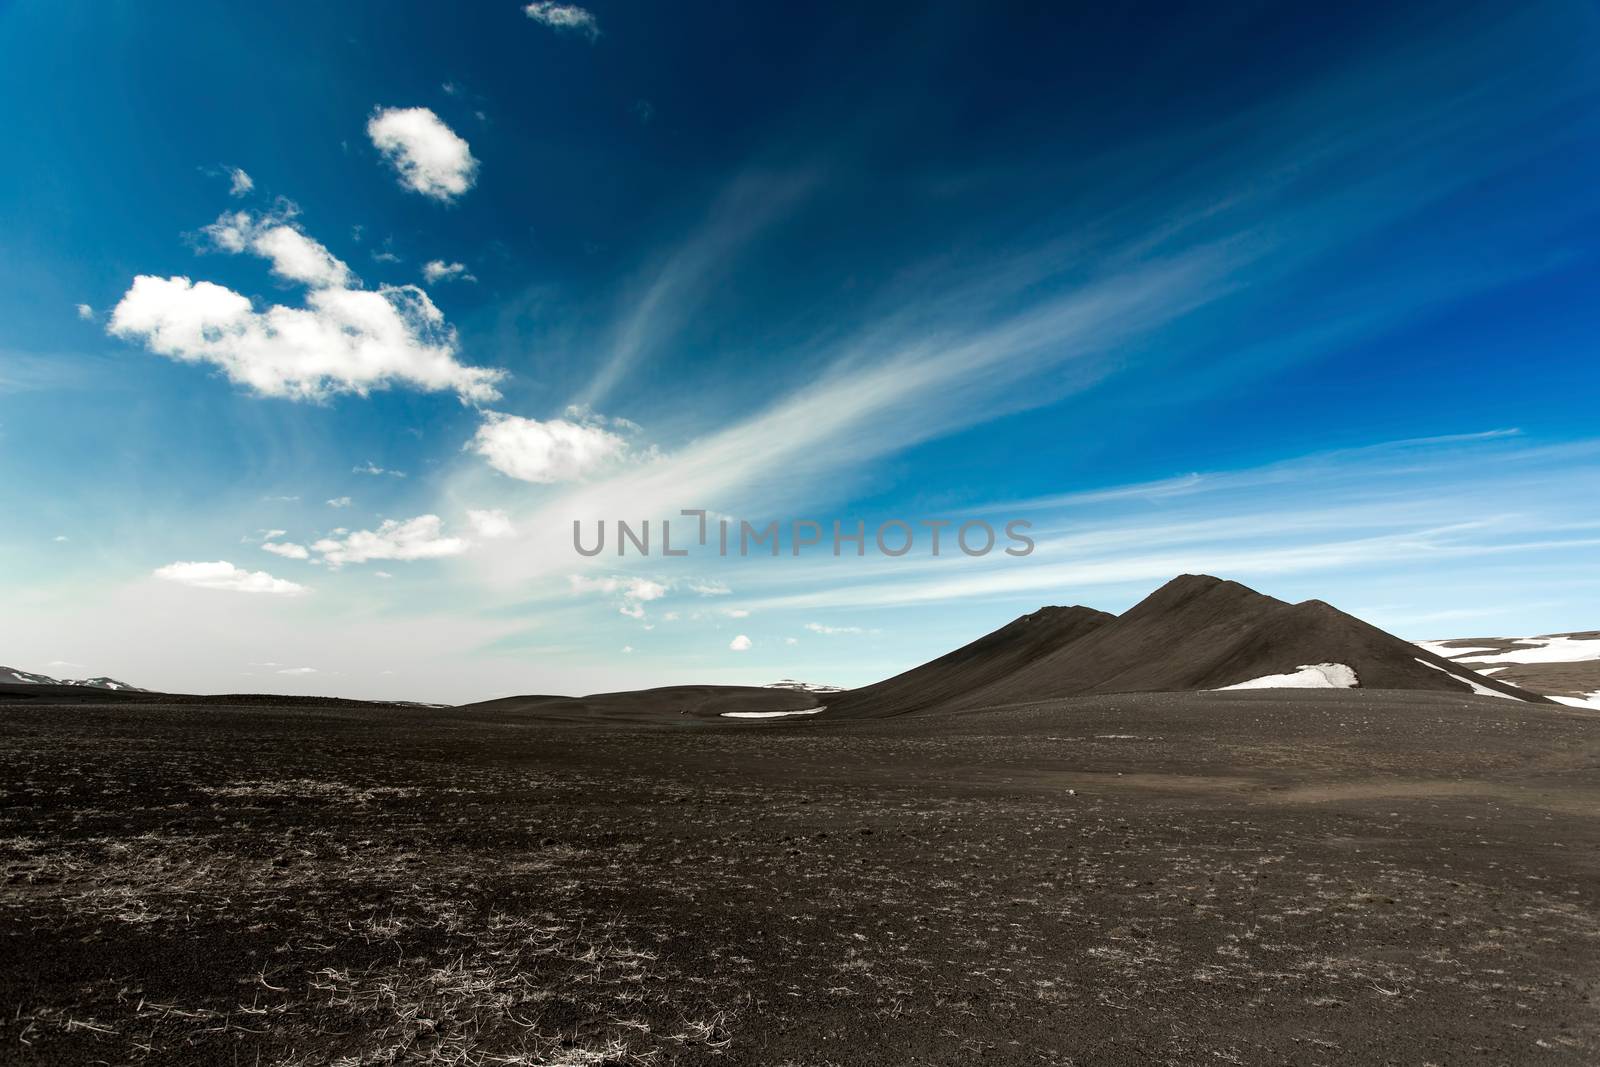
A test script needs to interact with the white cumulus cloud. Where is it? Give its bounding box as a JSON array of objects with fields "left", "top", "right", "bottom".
[
  {"left": 75, "top": 303, "right": 94, "bottom": 321},
  {"left": 312, "top": 515, "right": 470, "bottom": 567},
  {"left": 204, "top": 209, "right": 353, "bottom": 289},
  {"left": 154, "top": 560, "right": 308, "bottom": 595},
  {"left": 422, "top": 260, "right": 475, "bottom": 284},
  {"left": 367, "top": 107, "right": 478, "bottom": 202},
  {"left": 261, "top": 540, "right": 310, "bottom": 560},
  {"left": 228, "top": 167, "right": 255, "bottom": 197},
  {"left": 327, "top": 496, "right": 353, "bottom": 508},
  {"left": 729, "top": 634, "right": 752, "bottom": 652},
  {"left": 107, "top": 272, "right": 503, "bottom": 404},
  {"left": 469, "top": 411, "right": 630, "bottom": 483},
  {"left": 524, "top": 2, "right": 599, "bottom": 39}
]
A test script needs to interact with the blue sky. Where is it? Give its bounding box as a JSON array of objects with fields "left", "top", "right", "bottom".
[{"left": 2, "top": 1, "right": 1599, "bottom": 701}]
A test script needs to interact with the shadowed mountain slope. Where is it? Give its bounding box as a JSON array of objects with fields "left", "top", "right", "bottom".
[{"left": 825, "top": 605, "right": 1115, "bottom": 718}]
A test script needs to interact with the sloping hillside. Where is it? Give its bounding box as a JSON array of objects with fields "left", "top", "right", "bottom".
[{"left": 826, "top": 605, "right": 1114, "bottom": 718}]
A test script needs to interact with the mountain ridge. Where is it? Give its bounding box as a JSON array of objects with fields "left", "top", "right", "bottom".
[
  {"left": 827, "top": 574, "right": 1549, "bottom": 718},
  {"left": 1, "top": 665, "right": 145, "bottom": 692}
]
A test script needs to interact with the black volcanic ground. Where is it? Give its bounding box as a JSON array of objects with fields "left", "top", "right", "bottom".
[
  {"left": 3, "top": 689, "right": 1599, "bottom": 1065},
  {"left": 3, "top": 576, "right": 1598, "bottom": 1064}
]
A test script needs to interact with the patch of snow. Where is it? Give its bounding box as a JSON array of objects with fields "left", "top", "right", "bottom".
[
  {"left": 1414, "top": 641, "right": 1497, "bottom": 658},
  {"left": 1457, "top": 636, "right": 1600, "bottom": 666},
  {"left": 1552, "top": 691, "right": 1600, "bottom": 710},
  {"left": 720, "top": 708, "right": 825, "bottom": 719},
  {"left": 1414, "top": 658, "right": 1524, "bottom": 701},
  {"left": 1217, "top": 663, "right": 1358, "bottom": 690}
]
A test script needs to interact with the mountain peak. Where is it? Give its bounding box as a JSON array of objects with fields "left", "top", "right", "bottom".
[{"left": 1118, "top": 573, "right": 1283, "bottom": 623}]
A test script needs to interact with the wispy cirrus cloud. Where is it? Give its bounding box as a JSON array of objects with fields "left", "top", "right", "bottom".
[
  {"left": 463, "top": 8, "right": 1597, "bottom": 599},
  {"left": 476, "top": 243, "right": 1235, "bottom": 580},
  {"left": 579, "top": 171, "right": 818, "bottom": 407},
  {"left": 730, "top": 433, "right": 1600, "bottom": 617}
]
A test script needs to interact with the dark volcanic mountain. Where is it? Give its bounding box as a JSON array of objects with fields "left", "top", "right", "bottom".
[{"left": 828, "top": 575, "right": 1548, "bottom": 717}]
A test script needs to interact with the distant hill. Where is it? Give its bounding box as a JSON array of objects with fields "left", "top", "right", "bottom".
[
  {"left": 827, "top": 575, "right": 1549, "bottom": 718},
  {"left": 457, "top": 685, "right": 822, "bottom": 724},
  {"left": 765, "top": 679, "right": 844, "bottom": 694},
  {"left": 1416, "top": 633, "right": 1600, "bottom": 709},
  {"left": 1, "top": 665, "right": 146, "bottom": 692}
]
